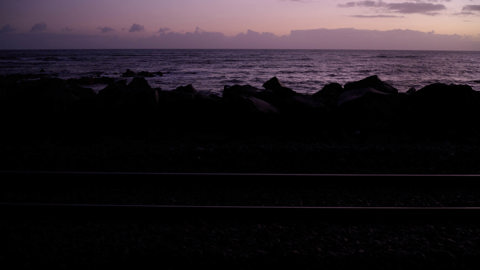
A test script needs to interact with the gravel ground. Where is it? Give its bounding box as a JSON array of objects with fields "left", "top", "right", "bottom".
[
  {"left": 2, "top": 174, "right": 480, "bottom": 207},
  {"left": 3, "top": 218, "right": 480, "bottom": 270}
]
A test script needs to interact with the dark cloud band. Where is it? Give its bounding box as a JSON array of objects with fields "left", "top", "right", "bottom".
[
  {"left": 98, "top": 27, "right": 115, "bottom": 33},
  {"left": 463, "top": 5, "right": 480, "bottom": 12},
  {"left": 31, "top": 23, "right": 47, "bottom": 33},
  {"left": 0, "top": 24, "right": 15, "bottom": 34},
  {"left": 351, "top": 14, "right": 403, "bottom": 18},
  {"left": 387, "top": 3, "right": 445, "bottom": 14},
  {"left": 339, "top": 1, "right": 447, "bottom": 15},
  {"left": 129, "top": 24, "right": 145, "bottom": 32}
]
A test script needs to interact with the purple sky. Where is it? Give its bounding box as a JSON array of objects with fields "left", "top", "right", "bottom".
[{"left": 1, "top": 0, "right": 479, "bottom": 50}]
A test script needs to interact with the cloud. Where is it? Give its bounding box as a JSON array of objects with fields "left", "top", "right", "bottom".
[
  {"left": 30, "top": 23, "right": 47, "bottom": 33},
  {"left": 339, "top": 1, "right": 384, "bottom": 8},
  {"left": 280, "top": 0, "right": 314, "bottom": 2},
  {"left": 387, "top": 3, "right": 446, "bottom": 14},
  {"left": 339, "top": 1, "right": 447, "bottom": 15},
  {"left": 351, "top": 14, "right": 403, "bottom": 18},
  {"left": 340, "top": 2, "right": 356, "bottom": 7},
  {"left": 453, "top": 4, "right": 480, "bottom": 16},
  {"left": 463, "top": 5, "right": 480, "bottom": 12},
  {"left": 62, "top": 27, "right": 73, "bottom": 32},
  {"left": 158, "top": 27, "right": 171, "bottom": 34},
  {"left": 146, "top": 27, "right": 480, "bottom": 51},
  {"left": 285, "top": 28, "right": 478, "bottom": 50},
  {"left": 0, "top": 27, "right": 478, "bottom": 51},
  {"left": 98, "top": 26, "right": 115, "bottom": 33},
  {"left": 0, "top": 24, "right": 15, "bottom": 34},
  {"left": 129, "top": 24, "right": 144, "bottom": 32}
]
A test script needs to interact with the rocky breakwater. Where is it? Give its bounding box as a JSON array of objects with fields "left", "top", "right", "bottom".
[
  {"left": 1, "top": 73, "right": 480, "bottom": 142},
  {"left": 2, "top": 73, "right": 480, "bottom": 172}
]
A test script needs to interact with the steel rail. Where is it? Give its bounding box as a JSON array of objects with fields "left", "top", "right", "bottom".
[{"left": 2, "top": 171, "right": 480, "bottom": 177}]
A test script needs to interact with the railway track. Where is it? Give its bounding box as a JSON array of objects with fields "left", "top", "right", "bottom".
[
  {"left": 2, "top": 172, "right": 480, "bottom": 221},
  {"left": 3, "top": 172, "right": 480, "bottom": 269}
]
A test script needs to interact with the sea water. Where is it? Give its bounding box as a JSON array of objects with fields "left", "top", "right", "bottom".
[{"left": 1, "top": 49, "right": 479, "bottom": 94}]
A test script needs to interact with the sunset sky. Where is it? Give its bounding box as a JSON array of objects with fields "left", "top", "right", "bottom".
[{"left": 1, "top": 0, "right": 480, "bottom": 49}]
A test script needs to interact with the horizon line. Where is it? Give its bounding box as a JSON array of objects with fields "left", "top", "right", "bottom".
[{"left": 1, "top": 48, "right": 479, "bottom": 52}]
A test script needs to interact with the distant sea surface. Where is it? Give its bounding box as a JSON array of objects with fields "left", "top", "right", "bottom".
[{"left": 1, "top": 49, "right": 479, "bottom": 94}]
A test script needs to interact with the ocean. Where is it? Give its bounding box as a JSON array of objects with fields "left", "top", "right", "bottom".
[{"left": 0, "top": 49, "right": 479, "bottom": 94}]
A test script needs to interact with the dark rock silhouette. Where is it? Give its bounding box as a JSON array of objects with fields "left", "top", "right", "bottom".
[
  {"left": 122, "top": 69, "right": 136, "bottom": 77},
  {"left": 1, "top": 73, "right": 479, "bottom": 143},
  {"left": 222, "top": 84, "right": 277, "bottom": 114},
  {"left": 339, "top": 75, "right": 398, "bottom": 106},
  {"left": 408, "top": 83, "right": 480, "bottom": 137},
  {"left": 95, "top": 77, "right": 157, "bottom": 134},
  {"left": 97, "top": 77, "right": 156, "bottom": 108},
  {"left": 157, "top": 84, "right": 225, "bottom": 133},
  {"left": 263, "top": 76, "right": 283, "bottom": 90},
  {"left": 245, "top": 96, "right": 279, "bottom": 114},
  {"left": 406, "top": 87, "right": 416, "bottom": 95},
  {"left": 97, "top": 80, "right": 129, "bottom": 108},
  {"left": 312, "top": 83, "right": 343, "bottom": 110},
  {"left": 67, "top": 76, "right": 114, "bottom": 86},
  {"left": 122, "top": 69, "right": 163, "bottom": 78},
  {"left": 262, "top": 76, "right": 296, "bottom": 97},
  {"left": 173, "top": 84, "right": 197, "bottom": 95},
  {"left": 224, "top": 93, "right": 279, "bottom": 116},
  {"left": 128, "top": 77, "right": 152, "bottom": 91},
  {"left": 9, "top": 77, "right": 95, "bottom": 116},
  {"left": 223, "top": 84, "right": 261, "bottom": 99},
  {"left": 2, "top": 73, "right": 480, "bottom": 173},
  {"left": 344, "top": 75, "right": 398, "bottom": 94}
]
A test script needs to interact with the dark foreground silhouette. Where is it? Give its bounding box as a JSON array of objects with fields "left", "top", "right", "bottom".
[
  {"left": 2, "top": 73, "right": 480, "bottom": 269},
  {"left": 1, "top": 73, "right": 479, "bottom": 173}
]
